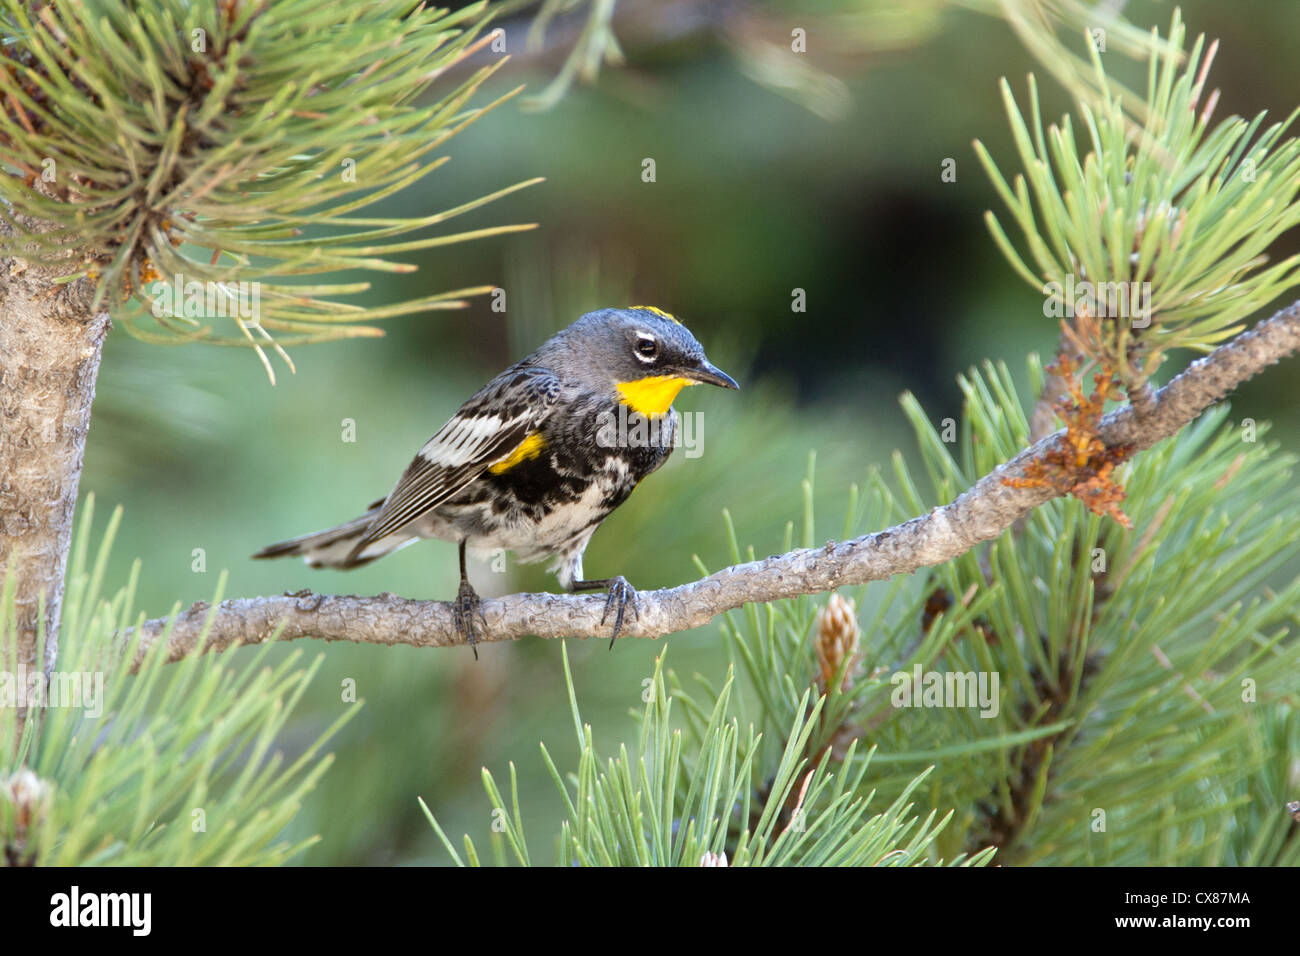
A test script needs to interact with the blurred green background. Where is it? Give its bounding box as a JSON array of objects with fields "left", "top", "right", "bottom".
[{"left": 79, "top": 0, "right": 1300, "bottom": 863}]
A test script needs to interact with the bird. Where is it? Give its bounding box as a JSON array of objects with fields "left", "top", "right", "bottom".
[{"left": 252, "top": 306, "right": 739, "bottom": 655}]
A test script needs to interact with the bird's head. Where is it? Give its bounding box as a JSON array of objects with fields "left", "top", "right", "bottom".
[{"left": 563, "top": 306, "right": 739, "bottom": 416}]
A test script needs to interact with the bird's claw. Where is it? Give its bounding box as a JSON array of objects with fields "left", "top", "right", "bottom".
[
  {"left": 600, "top": 576, "right": 639, "bottom": 649},
  {"left": 453, "top": 579, "right": 488, "bottom": 659}
]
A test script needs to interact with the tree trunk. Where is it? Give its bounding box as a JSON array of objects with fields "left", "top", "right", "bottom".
[{"left": 0, "top": 230, "right": 107, "bottom": 734}]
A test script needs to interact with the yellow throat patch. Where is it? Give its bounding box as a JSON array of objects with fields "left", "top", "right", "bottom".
[
  {"left": 616, "top": 375, "right": 694, "bottom": 417},
  {"left": 488, "top": 432, "right": 546, "bottom": 474}
]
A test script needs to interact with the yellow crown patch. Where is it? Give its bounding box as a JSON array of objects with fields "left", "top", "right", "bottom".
[{"left": 628, "top": 305, "right": 680, "bottom": 324}]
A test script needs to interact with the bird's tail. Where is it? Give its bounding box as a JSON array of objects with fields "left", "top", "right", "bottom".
[{"left": 252, "top": 498, "right": 410, "bottom": 569}]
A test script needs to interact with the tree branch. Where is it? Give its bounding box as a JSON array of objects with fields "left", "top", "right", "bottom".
[
  {"left": 128, "top": 299, "right": 1300, "bottom": 665},
  {"left": 1, "top": 218, "right": 109, "bottom": 732}
]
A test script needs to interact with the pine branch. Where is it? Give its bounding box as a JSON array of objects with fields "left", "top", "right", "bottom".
[
  {"left": 0, "top": 0, "right": 536, "bottom": 713},
  {"left": 2, "top": 499, "right": 352, "bottom": 866},
  {"left": 128, "top": 296, "right": 1300, "bottom": 664},
  {"left": 422, "top": 642, "right": 992, "bottom": 866}
]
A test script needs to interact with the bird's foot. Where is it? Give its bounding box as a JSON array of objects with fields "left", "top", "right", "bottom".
[
  {"left": 453, "top": 578, "right": 488, "bottom": 659},
  {"left": 574, "top": 576, "right": 639, "bottom": 649}
]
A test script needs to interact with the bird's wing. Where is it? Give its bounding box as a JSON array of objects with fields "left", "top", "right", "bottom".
[{"left": 350, "top": 366, "right": 561, "bottom": 552}]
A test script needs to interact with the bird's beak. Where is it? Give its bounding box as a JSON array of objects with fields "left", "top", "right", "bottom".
[{"left": 686, "top": 359, "right": 740, "bottom": 390}]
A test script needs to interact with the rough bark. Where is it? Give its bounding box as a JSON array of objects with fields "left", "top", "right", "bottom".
[
  {"left": 0, "top": 224, "right": 108, "bottom": 723},
  {"left": 126, "top": 297, "right": 1300, "bottom": 664}
]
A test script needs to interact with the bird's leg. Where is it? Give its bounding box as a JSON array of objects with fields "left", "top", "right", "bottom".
[
  {"left": 571, "top": 575, "right": 639, "bottom": 649},
  {"left": 453, "top": 539, "right": 488, "bottom": 659}
]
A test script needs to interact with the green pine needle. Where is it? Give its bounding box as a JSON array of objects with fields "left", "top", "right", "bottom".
[{"left": 0, "top": 0, "right": 538, "bottom": 377}]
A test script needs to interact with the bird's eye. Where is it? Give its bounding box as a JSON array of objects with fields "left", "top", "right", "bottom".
[{"left": 634, "top": 335, "right": 659, "bottom": 362}]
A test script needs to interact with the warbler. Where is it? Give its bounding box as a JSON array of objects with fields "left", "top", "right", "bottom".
[{"left": 252, "top": 306, "right": 738, "bottom": 654}]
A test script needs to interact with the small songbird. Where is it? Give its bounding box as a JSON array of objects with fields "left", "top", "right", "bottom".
[{"left": 252, "top": 306, "right": 739, "bottom": 654}]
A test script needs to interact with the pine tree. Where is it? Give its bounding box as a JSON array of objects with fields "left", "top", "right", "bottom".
[
  {"left": 3, "top": 1, "right": 1299, "bottom": 867},
  {"left": 1, "top": 0, "right": 534, "bottom": 863},
  {"left": 422, "top": 7, "right": 1300, "bottom": 865}
]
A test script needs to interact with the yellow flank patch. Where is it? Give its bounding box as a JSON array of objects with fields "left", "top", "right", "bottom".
[
  {"left": 488, "top": 432, "right": 547, "bottom": 474},
  {"left": 628, "top": 305, "right": 680, "bottom": 324},
  {"left": 616, "top": 375, "right": 695, "bottom": 417}
]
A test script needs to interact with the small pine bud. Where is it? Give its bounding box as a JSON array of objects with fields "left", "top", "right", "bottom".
[
  {"left": 814, "top": 592, "right": 860, "bottom": 693},
  {"left": 3, "top": 768, "right": 51, "bottom": 832},
  {"left": 699, "top": 851, "right": 729, "bottom": 867},
  {"left": 2, "top": 768, "right": 52, "bottom": 865}
]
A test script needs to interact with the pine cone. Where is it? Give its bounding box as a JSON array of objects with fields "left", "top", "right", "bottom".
[{"left": 814, "top": 592, "right": 861, "bottom": 693}]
